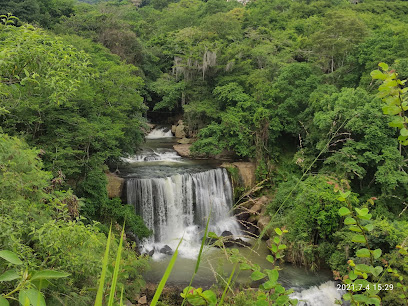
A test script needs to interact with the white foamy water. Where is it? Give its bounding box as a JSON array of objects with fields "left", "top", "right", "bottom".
[
  {"left": 122, "top": 149, "right": 182, "bottom": 163},
  {"left": 146, "top": 127, "right": 173, "bottom": 139},
  {"left": 290, "top": 281, "right": 346, "bottom": 305},
  {"left": 127, "top": 168, "right": 241, "bottom": 259}
]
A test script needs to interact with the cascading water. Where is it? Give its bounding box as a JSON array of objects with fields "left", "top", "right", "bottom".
[
  {"left": 121, "top": 149, "right": 181, "bottom": 163},
  {"left": 121, "top": 126, "right": 342, "bottom": 301},
  {"left": 290, "top": 281, "right": 346, "bottom": 305},
  {"left": 145, "top": 126, "right": 173, "bottom": 139},
  {"left": 127, "top": 168, "right": 241, "bottom": 259}
]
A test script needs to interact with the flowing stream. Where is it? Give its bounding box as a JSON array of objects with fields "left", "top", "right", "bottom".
[{"left": 120, "top": 126, "right": 345, "bottom": 305}]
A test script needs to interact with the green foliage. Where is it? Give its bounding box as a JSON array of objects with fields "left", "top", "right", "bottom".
[
  {"left": 0, "top": 249, "right": 69, "bottom": 306},
  {"left": 181, "top": 228, "right": 297, "bottom": 305},
  {"left": 0, "top": 24, "right": 150, "bottom": 239},
  {"left": 270, "top": 175, "right": 346, "bottom": 245},
  {"left": 337, "top": 190, "right": 383, "bottom": 305},
  {"left": 0, "top": 134, "right": 148, "bottom": 304},
  {"left": 94, "top": 225, "right": 126, "bottom": 306},
  {"left": 371, "top": 62, "right": 408, "bottom": 145},
  {"left": 0, "top": 0, "right": 75, "bottom": 28}
]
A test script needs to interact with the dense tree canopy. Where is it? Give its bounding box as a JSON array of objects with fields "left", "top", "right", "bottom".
[{"left": 2, "top": 0, "right": 408, "bottom": 304}]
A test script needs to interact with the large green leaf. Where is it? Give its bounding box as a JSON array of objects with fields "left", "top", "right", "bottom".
[
  {"left": 250, "top": 270, "right": 266, "bottom": 281},
  {"left": 0, "top": 251, "right": 22, "bottom": 265},
  {"left": 356, "top": 248, "right": 370, "bottom": 258},
  {"left": 19, "top": 289, "right": 46, "bottom": 306},
  {"left": 201, "top": 290, "right": 216, "bottom": 305},
  {"left": 370, "top": 70, "right": 386, "bottom": 80},
  {"left": 344, "top": 217, "right": 356, "bottom": 225},
  {"left": 0, "top": 270, "right": 19, "bottom": 282},
  {"left": 352, "top": 235, "right": 366, "bottom": 244},
  {"left": 372, "top": 266, "right": 383, "bottom": 277},
  {"left": 0, "top": 296, "right": 9, "bottom": 306},
  {"left": 372, "top": 249, "right": 382, "bottom": 259},
  {"left": 338, "top": 207, "right": 351, "bottom": 216}
]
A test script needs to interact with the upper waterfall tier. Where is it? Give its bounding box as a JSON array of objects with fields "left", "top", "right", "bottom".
[
  {"left": 145, "top": 126, "right": 174, "bottom": 139},
  {"left": 121, "top": 148, "right": 181, "bottom": 163}
]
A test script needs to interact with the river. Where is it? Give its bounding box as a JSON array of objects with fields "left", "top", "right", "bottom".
[{"left": 119, "top": 126, "right": 345, "bottom": 306}]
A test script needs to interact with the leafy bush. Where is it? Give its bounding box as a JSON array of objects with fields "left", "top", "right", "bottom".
[{"left": 0, "top": 134, "right": 149, "bottom": 303}]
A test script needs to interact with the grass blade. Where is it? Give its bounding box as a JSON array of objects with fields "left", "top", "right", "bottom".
[
  {"left": 108, "top": 223, "right": 125, "bottom": 306},
  {"left": 219, "top": 262, "right": 237, "bottom": 306},
  {"left": 150, "top": 238, "right": 183, "bottom": 306},
  {"left": 94, "top": 224, "right": 112, "bottom": 306},
  {"left": 119, "top": 286, "right": 124, "bottom": 306}
]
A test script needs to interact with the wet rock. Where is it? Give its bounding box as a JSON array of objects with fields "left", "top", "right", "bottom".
[
  {"left": 221, "top": 231, "right": 234, "bottom": 237},
  {"left": 243, "top": 222, "right": 259, "bottom": 238},
  {"left": 106, "top": 172, "right": 124, "bottom": 198},
  {"left": 221, "top": 231, "right": 235, "bottom": 247},
  {"left": 160, "top": 245, "right": 173, "bottom": 255},
  {"left": 234, "top": 208, "right": 250, "bottom": 222},
  {"left": 148, "top": 249, "right": 155, "bottom": 257},
  {"left": 234, "top": 238, "right": 252, "bottom": 247}
]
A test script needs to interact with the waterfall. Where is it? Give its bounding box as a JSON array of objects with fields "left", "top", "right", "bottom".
[
  {"left": 146, "top": 127, "right": 173, "bottom": 139},
  {"left": 122, "top": 149, "right": 181, "bottom": 163},
  {"left": 290, "top": 281, "right": 346, "bottom": 305},
  {"left": 127, "top": 168, "right": 241, "bottom": 258}
]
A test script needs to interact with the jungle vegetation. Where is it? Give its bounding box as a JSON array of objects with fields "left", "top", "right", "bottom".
[{"left": 2, "top": 0, "right": 408, "bottom": 304}]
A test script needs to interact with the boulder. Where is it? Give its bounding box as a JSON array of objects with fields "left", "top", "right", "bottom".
[
  {"left": 220, "top": 162, "right": 256, "bottom": 188},
  {"left": 221, "top": 231, "right": 234, "bottom": 237},
  {"left": 177, "top": 137, "right": 194, "bottom": 144},
  {"left": 233, "top": 162, "right": 256, "bottom": 188},
  {"left": 175, "top": 121, "right": 186, "bottom": 138},
  {"left": 173, "top": 144, "right": 191, "bottom": 157},
  {"left": 148, "top": 249, "right": 155, "bottom": 257},
  {"left": 248, "top": 202, "right": 263, "bottom": 214},
  {"left": 221, "top": 231, "right": 235, "bottom": 247},
  {"left": 257, "top": 215, "right": 272, "bottom": 239},
  {"left": 242, "top": 222, "right": 259, "bottom": 237},
  {"left": 234, "top": 238, "right": 252, "bottom": 247},
  {"left": 125, "top": 299, "right": 134, "bottom": 306},
  {"left": 106, "top": 172, "right": 124, "bottom": 198},
  {"left": 171, "top": 125, "right": 177, "bottom": 133},
  {"left": 248, "top": 215, "right": 259, "bottom": 223},
  {"left": 234, "top": 208, "right": 250, "bottom": 222},
  {"left": 160, "top": 245, "right": 173, "bottom": 255},
  {"left": 138, "top": 295, "right": 147, "bottom": 305}
]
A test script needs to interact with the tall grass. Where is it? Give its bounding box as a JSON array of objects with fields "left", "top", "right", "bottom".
[{"left": 94, "top": 224, "right": 125, "bottom": 306}]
